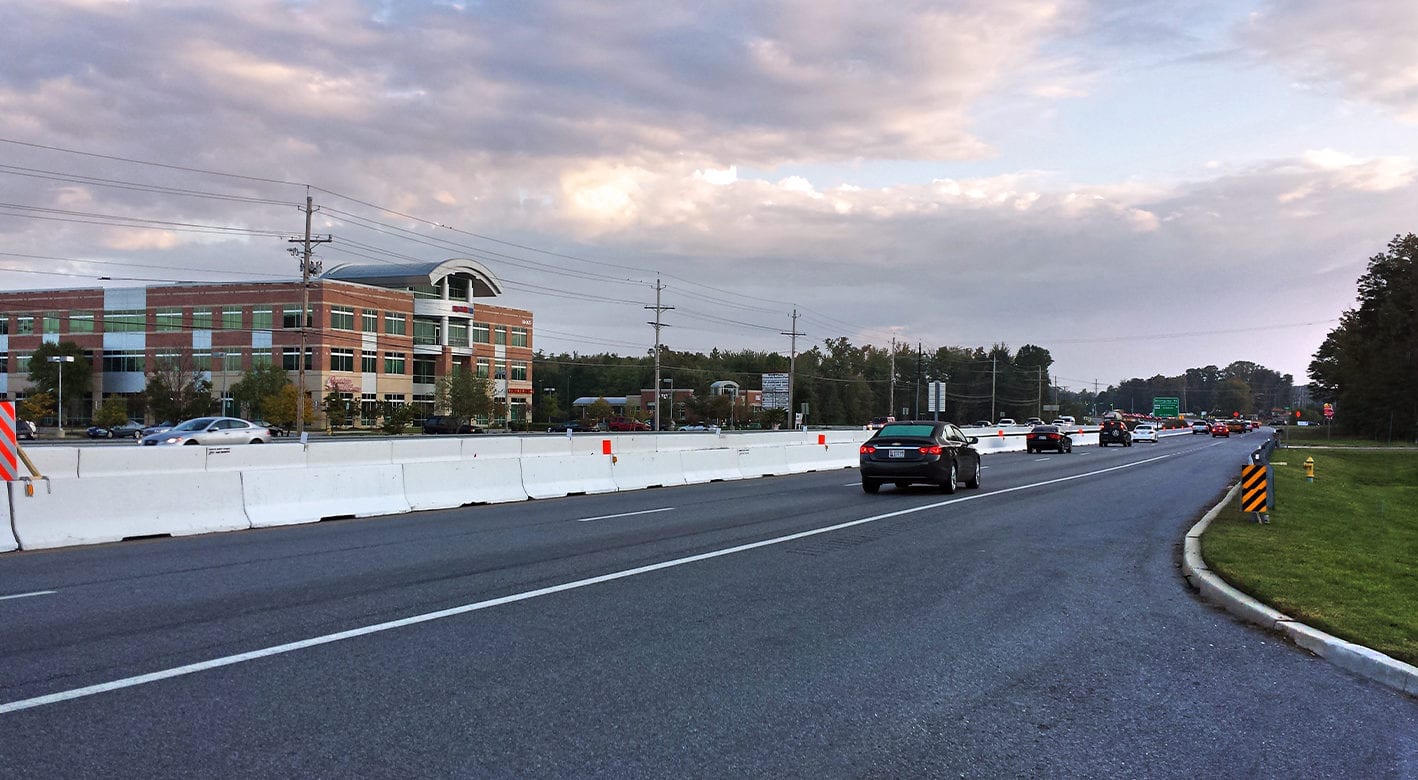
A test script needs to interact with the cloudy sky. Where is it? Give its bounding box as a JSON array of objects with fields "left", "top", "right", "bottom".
[{"left": 2, "top": 0, "right": 1416, "bottom": 390}]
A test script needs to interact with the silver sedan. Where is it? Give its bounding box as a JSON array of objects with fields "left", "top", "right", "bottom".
[{"left": 139, "top": 416, "right": 271, "bottom": 446}]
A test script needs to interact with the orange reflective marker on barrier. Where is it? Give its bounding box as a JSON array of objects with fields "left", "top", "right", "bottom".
[
  {"left": 998, "top": 429, "right": 1005, "bottom": 438},
  {"left": 1, "top": 400, "right": 18, "bottom": 481},
  {"left": 817, "top": 434, "right": 826, "bottom": 445},
  {"left": 602, "top": 439, "right": 613, "bottom": 455}
]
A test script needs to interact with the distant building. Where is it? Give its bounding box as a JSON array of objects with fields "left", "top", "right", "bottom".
[{"left": 0, "top": 258, "right": 534, "bottom": 425}]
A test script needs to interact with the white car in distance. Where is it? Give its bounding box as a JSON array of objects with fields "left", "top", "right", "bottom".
[{"left": 1131, "top": 423, "right": 1159, "bottom": 443}]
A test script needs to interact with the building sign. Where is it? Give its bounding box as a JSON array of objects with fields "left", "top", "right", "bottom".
[
  {"left": 507, "top": 387, "right": 533, "bottom": 395},
  {"left": 762, "top": 373, "right": 789, "bottom": 410}
]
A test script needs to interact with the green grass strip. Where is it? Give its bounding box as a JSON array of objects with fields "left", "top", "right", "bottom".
[{"left": 1202, "top": 449, "right": 1418, "bottom": 666}]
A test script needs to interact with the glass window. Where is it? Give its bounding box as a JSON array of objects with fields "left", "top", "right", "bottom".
[
  {"left": 413, "top": 318, "right": 440, "bottom": 346},
  {"left": 412, "top": 356, "right": 436, "bottom": 384},
  {"left": 282, "top": 305, "right": 310, "bottom": 329},
  {"left": 251, "top": 349, "right": 273, "bottom": 367},
  {"left": 447, "top": 321, "right": 469, "bottom": 347},
  {"left": 361, "top": 350, "right": 378, "bottom": 373},
  {"left": 511, "top": 327, "right": 529, "bottom": 347},
  {"left": 219, "top": 351, "right": 242, "bottom": 371},
  {"left": 361, "top": 310, "right": 379, "bottom": 333},
  {"left": 104, "top": 310, "right": 144, "bottom": 333},
  {"left": 16, "top": 314, "right": 34, "bottom": 335},
  {"left": 472, "top": 323, "right": 490, "bottom": 344},
  {"left": 281, "top": 348, "right": 312, "bottom": 370},
  {"left": 494, "top": 360, "right": 506, "bottom": 380},
  {"left": 475, "top": 358, "right": 491, "bottom": 378},
  {"left": 100, "top": 351, "right": 145, "bottom": 372},
  {"left": 447, "top": 277, "right": 469, "bottom": 300},
  {"left": 191, "top": 309, "right": 213, "bottom": 330},
  {"left": 69, "top": 311, "right": 94, "bottom": 333},
  {"left": 330, "top": 348, "right": 354, "bottom": 372},
  {"left": 409, "top": 283, "right": 439, "bottom": 299},
  {"left": 222, "top": 308, "right": 242, "bottom": 330},
  {"left": 494, "top": 325, "right": 507, "bottom": 345},
  {"left": 510, "top": 361, "right": 528, "bottom": 381},
  {"left": 330, "top": 306, "right": 354, "bottom": 330},
  {"left": 384, "top": 352, "right": 406, "bottom": 375},
  {"left": 154, "top": 307, "right": 182, "bottom": 332},
  {"left": 15, "top": 352, "right": 32, "bottom": 372},
  {"left": 384, "top": 312, "right": 407, "bottom": 335},
  {"left": 193, "top": 353, "right": 212, "bottom": 371},
  {"left": 0, "top": 353, "right": 7, "bottom": 372},
  {"left": 42, "top": 312, "right": 60, "bottom": 334},
  {"left": 0, "top": 317, "right": 8, "bottom": 335},
  {"left": 252, "top": 308, "right": 273, "bottom": 330}
]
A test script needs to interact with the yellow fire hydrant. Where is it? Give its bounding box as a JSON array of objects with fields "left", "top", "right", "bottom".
[{"left": 1304, "top": 456, "right": 1315, "bottom": 482}]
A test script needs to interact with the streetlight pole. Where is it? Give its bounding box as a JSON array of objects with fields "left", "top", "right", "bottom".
[
  {"left": 48, "top": 355, "right": 75, "bottom": 433},
  {"left": 211, "top": 351, "right": 227, "bottom": 416},
  {"left": 542, "top": 387, "right": 556, "bottom": 423}
]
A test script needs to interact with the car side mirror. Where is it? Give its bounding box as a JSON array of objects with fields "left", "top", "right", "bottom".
[{"left": 966, "top": 436, "right": 978, "bottom": 444}]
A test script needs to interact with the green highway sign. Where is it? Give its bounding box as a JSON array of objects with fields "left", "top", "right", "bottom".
[{"left": 1152, "top": 397, "right": 1180, "bottom": 417}]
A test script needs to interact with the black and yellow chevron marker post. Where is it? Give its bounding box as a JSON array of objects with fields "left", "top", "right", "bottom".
[{"left": 1241, "top": 463, "right": 1270, "bottom": 522}]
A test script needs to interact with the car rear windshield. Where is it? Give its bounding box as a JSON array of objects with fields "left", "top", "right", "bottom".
[{"left": 876, "top": 424, "right": 936, "bottom": 437}]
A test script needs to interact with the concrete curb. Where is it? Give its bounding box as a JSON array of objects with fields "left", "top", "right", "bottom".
[{"left": 1182, "top": 483, "right": 1418, "bottom": 697}]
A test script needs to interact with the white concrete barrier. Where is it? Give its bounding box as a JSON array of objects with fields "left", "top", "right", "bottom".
[
  {"left": 784, "top": 443, "right": 854, "bottom": 473},
  {"left": 203, "top": 442, "right": 308, "bottom": 471},
  {"left": 8, "top": 474, "right": 250, "bottom": 549},
  {"left": 19, "top": 446, "right": 79, "bottom": 479},
  {"left": 242, "top": 465, "right": 410, "bottom": 527},
  {"left": 611, "top": 451, "right": 688, "bottom": 491},
  {"left": 462, "top": 436, "right": 525, "bottom": 458},
  {"left": 1, "top": 504, "right": 17, "bottom": 552},
  {"left": 79, "top": 445, "right": 207, "bottom": 477},
  {"left": 402, "top": 457, "right": 528, "bottom": 510},
  {"left": 306, "top": 440, "right": 395, "bottom": 466},
  {"left": 736, "top": 445, "right": 792, "bottom": 477},
  {"left": 521, "top": 454, "right": 617, "bottom": 499},
  {"left": 679, "top": 448, "right": 743, "bottom": 483},
  {"left": 390, "top": 437, "right": 463, "bottom": 462}
]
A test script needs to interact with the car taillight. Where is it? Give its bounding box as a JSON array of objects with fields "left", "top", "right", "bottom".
[
  {"left": 860, "top": 445, "right": 875, "bottom": 454},
  {"left": 919, "top": 445, "right": 942, "bottom": 455},
  {"left": 1049, "top": 434, "right": 1060, "bottom": 440}
]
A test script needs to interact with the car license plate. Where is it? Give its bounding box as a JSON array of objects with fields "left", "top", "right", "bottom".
[
  {"left": 1033, "top": 435, "right": 1046, "bottom": 440},
  {"left": 888, "top": 448, "right": 905, "bottom": 459}
]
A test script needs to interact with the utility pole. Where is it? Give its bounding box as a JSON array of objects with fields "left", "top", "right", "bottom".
[
  {"left": 288, "top": 191, "right": 330, "bottom": 437},
  {"left": 991, "top": 357, "right": 997, "bottom": 423},
  {"left": 782, "top": 309, "right": 804, "bottom": 429},
  {"left": 646, "top": 277, "right": 673, "bottom": 431},
  {"left": 915, "top": 342, "right": 923, "bottom": 419},
  {"left": 888, "top": 337, "right": 896, "bottom": 418},
  {"left": 1037, "top": 365, "right": 1043, "bottom": 420}
]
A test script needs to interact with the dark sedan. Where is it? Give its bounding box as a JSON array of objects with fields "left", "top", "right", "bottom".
[
  {"left": 547, "top": 420, "right": 593, "bottom": 433},
  {"left": 859, "top": 420, "right": 982, "bottom": 494},
  {"left": 86, "top": 419, "right": 145, "bottom": 439},
  {"left": 1025, "top": 424, "right": 1072, "bottom": 454}
]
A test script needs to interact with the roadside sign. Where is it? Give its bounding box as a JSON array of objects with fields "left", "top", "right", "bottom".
[
  {"left": 1323, "top": 402, "right": 1334, "bottom": 419},
  {"left": 1152, "top": 397, "right": 1180, "bottom": 417},
  {"left": 927, "top": 381, "right": 946, "bottom": 413}
]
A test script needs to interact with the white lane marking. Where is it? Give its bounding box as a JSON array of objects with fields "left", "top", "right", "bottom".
[
  {"left": 1032, "top": 457, "right": 1051, "bottom": 461},
  {"left": 0, "top": 590, "right": 56, "bottom": 602},
  {"left": 576, "top": 507, "right": 675, "bottom": 523},
  {"left": 0, "top": 448, "right": 1183, "bottom": 716}
]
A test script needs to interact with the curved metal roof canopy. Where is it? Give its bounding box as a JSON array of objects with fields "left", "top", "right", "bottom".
[{"left": 321, "top": 258, "right": 503, "bottom": 297}]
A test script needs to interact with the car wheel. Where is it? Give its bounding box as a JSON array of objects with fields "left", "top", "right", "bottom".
[
  {"left": 1025, "top": 446, "right": 1033, "bottom": 454},
  {"left": 1099, "top": 441, "right": 1107, "bottom": 447},
  {"left": 182, "top": 440, "right": 199, "bottom": 445},
  {"left": 105, "top": 430, "right": 114, "bottom": 439},
  {"left": 861, "top": 479, "right": 881, "bottom": 494},
  {"left": 939, "top": 460, "right": 958, "bottom": 494},
  {"left": 249, "top": 438, "right": 264, "bottom": 444},
  {"left": 964, "top": 458, "right": 982, "bottom": 489}
]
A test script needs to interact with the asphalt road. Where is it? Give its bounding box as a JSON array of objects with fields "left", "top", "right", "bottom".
[{"left": 2, "top": 432, "right": 1415, "bottom": 778}]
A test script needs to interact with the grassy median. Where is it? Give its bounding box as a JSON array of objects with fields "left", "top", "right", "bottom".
[{"left": 1201, "top": 449, "right": 1418, "bottom": 666}]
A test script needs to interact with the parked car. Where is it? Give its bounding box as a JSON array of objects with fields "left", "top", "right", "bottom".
[
  {"left": 1098, "top": 418, "right": 1132, "bottom": 447},
  {"left": 15, "top": 418, "right": 36, "bottom": 440},
  {"left": 548, "top": 420, "right": 593, "bottom": 433},
  {"left": 606, "top": 416, "right": 651, "bottom": 431},
  {"left": 1024, "top": 417, "right": 1045, "bottom": 427},
  {"left": 996, "top": 418, "right": 1017, "bottom": 427},
  {"left": 139, "top": 417, "right": 270, "bottom": 446},
  {"left": 970, "top": 420, "right": 992, "bottom": 428},
  {"left": 866, "top": 416, "right": 896, "bottom": 430},
  {"left": 1131, "top": 423, "right": 1159, "bottom": 443},
  {"left": 1211, "top": 422, "right": 1230, "bottom": 438},
  {"left": 1191, "top": 420, "right": 1211, "bottom": 434},
  {"left": 1026, "top": 425, "right": 1072, "bottom": 454},
  {"left": 677, "top": 423, "right": 709, "bottom": 431},
  {"left": 859, "top": 420, "right": 982, "bottom": 494},
  {"left": 249, "top": 419, "right": 289, "bottom": 436},
  {"left": 421, "top": 415, "right": 481, "bottom": 435},
  {"left": 87, "top": 419, "right": 145, "bottom": 439}
]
